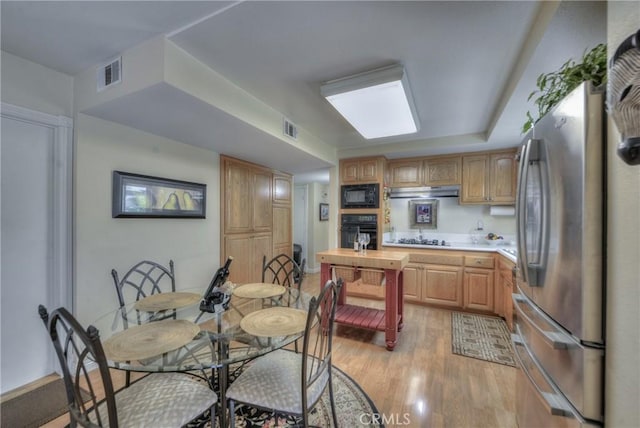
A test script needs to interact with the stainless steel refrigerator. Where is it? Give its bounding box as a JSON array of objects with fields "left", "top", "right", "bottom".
[{"left": 512, "top": 82, "right": 605, "bottom": 427}]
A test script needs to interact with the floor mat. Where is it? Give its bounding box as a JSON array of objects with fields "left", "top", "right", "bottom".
[{"left": 451, "top": 312, "right": 517, "bottom": 367}]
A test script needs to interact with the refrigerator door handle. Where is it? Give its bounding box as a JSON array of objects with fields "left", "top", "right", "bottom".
[
  {"left": 516, "top": 141, "right": 531, "bottom": 285},
  {"left": 513, "top": 293, "right": 576, "bottom": 349},
  {"left": 512, "top": 327, "right": 581, "bottom": 419}
]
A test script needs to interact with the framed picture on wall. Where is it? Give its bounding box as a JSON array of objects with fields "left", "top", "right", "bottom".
[
  {"left": 409, "top": 199, "right": 438, "bottom": 229},
  {"left": 319, "top": 203, "right": 329, "bottom": 221},
  {"left": 112, "top": 171, "right": 206, "bottom": 218}
]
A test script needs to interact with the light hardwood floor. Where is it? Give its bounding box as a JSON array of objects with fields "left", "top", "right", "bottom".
[{"left": 36, "top": 272, "right": 516, "bottom": 427}]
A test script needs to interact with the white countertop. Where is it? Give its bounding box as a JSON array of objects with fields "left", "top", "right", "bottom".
[{"left": 381, "top": 241, "right": 517, "bottom": 263}]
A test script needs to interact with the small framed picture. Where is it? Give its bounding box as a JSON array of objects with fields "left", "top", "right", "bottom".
[
  {"left": 319, "top": 203, "right": 329, "bottom": 221},
  {"left": 409, "top": 199, "right": 438, "bottom": 229}
]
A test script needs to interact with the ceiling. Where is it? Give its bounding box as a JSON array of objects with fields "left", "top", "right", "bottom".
[{"left": 1, "top": 1, "right": 607, "bottom": 183}]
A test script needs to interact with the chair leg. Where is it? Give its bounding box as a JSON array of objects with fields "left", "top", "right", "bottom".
[
  {"left": 125, "top": 370, "right": 131, "bottom": 387},
  {"left": 328, "top": 375, "right": 338, "bottom": 427},
  {"left": 229, "top": 399, "right": 235, "bottom": 428}
]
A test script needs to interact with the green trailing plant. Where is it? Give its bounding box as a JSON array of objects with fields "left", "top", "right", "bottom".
[{"left": 523, "top": 43, "right": 607, "bottom": 133}]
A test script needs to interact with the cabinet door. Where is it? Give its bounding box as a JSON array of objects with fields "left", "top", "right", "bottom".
[
  {"left": 273, "top": 174, "right": 292, "bottom": 204},
  {"left": 252, "top": 234, "right": 273, "bottom": 282},
  {"left": 253, "top": 170, "right": 273, "bottom": 232},
  {"left": 341, "top": 159, "right": 360, "bottom": 183},
  {"left": 494, "top": 265, "right": 505, "bottom": 317},
  {"left": 464, "top": 268, "right": 494, "bottom": 311},
  {"left": 461, "top": 155, "right": 490, "bottom": 204},
  {"left": 388, "top": 160, "right": 422, "bottom": 187},
  {"left": 489, "top": 152, "right": 516, "bottom": 204},
  {"left": 224, "top": 161, "right": 253, "bottom": 234},
  {"left": 402, "top": 264, "right": 421, "bottom": 301},
  {"left": 273, "top": 205, "right": 292, "bottom": 256},
  {"left": 359, "top": 158, "right": 380, "bottom": 182},
  {"left": 422, "top": 265, "right": 463, "bottom": 308},
  {"left": 424, "top": 156, "right": 461, "bottom": 186},
  {"left": 224, "top": 234, "right": 252, "bottom": 284}
]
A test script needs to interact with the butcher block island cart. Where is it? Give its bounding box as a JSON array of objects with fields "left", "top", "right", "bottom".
[{"left": 316, "top": 249, "right": 409, "bottom": 350}]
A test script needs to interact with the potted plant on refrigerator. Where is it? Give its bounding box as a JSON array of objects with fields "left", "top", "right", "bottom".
[{"left": 523, "top": 43, "right": 607, "bottom": 133}]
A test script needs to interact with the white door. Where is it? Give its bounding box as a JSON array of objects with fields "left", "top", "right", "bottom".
[
  {"left": 293, "top": 185, "right": 308, "bottom": 267},
  {"left": 1, "top": 105, "right": 72, "bottom": 393}
]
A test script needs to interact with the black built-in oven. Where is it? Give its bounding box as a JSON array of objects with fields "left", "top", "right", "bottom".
[
  {"left": 341, "top": 183, "right": 379, "bottom": 209},
  {"left": 341, "top": 214, "right": 378, "bottom": 250}
]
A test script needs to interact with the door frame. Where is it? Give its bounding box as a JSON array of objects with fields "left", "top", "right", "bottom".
[
  {"left": 1, "top": 103, "right": 73, "bottom": 365},
  {"left": 293, "top": 184, "right": 309, "bottom": 270}
]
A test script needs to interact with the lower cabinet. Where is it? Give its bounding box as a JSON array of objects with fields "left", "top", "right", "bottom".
[
  {"left": 224, "top": 233, "right": 272, "bottom": 284},
  {"left": 403, "top": 263, "right": 463, "bottom": 308},
  {"left": 463, "top": 267, "right": 494, "bottom": 311},
  {"left": 395, "top": 248, "right": 500, "bottom": 314},
  {"left": 498, "top": 256, "right": 516, "bottom": 331}
]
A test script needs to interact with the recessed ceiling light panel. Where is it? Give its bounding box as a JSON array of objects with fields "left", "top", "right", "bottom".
[{"left": 321, "top": 64, "right": 420, "bottom": 139}]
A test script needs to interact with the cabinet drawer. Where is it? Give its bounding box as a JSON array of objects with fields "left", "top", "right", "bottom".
[
  {"left": 409, "top": 253, "right": 463, "bottom": 266},
  {"left": 464, "top": 255, "right": 495, "bottom": 269}
]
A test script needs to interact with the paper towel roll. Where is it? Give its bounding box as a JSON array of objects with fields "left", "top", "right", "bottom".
[{"left": 489, "top": 206, "right": 515, "bottom": 216}]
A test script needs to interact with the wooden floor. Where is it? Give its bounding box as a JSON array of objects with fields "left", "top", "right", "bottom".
[{"left": 35, "top": 271, "right": 517, "bottom": 427}]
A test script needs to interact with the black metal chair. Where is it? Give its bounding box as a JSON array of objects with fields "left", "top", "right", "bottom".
[
  {"left": 111, "top": 260, "right": 176, "bottom": 317},
  {"left": 226, "top": 279, "right": 343, "bottom": 428},
  {"left": 261, "top": 253, "right": 306, "bottom": 307},
  {"left": 111, "top": 259, "right": 176, "bottom": 386},
  {"left": 38, "top": 305, "right": 217, "bottom": 428}
]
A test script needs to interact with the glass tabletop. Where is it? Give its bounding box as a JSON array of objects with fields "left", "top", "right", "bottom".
[{"left": 91, "top": 287, "right": 312, "bottom": 373}]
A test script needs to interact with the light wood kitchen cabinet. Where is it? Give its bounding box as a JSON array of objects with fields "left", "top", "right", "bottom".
[
  {"left": 272, "top": 205, "right": 292, "bottom": 257},
  {"left": 498, "top": 256, "right": 516, "bottom": 331},
  {"left": 402, "top": 264, "right": 422, "bottom": 301},
  {"left": 340, "top": 157, "right": 385, "bottom": 184},
  {"left": 422, "top": 265, "right": 464, "bottom": 307},
  {"left": 461, "top": 150, "right": 516, "bottom": 205},
  {"left": 463, "top": 266, "right": 495, "bottom": 312},
  {"left": 221, "top": 156, "right": 291, "bottom": 283},
  {"left": 273, "top": 174, "right": 292, "bottom": 204},
  {"left": 222, "top": 157, "right": 272, "bottom": 234},
  {"left": 423, "top": 156, "right": 461, "bottom": 186},
  {"left": 387, "top": 159, "right": 423, "bottom": 187},
  {"left": 224, "top": 233, "right": 272, "bottom": 284}
]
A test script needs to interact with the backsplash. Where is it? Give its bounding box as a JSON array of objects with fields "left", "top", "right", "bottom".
[{"left": 386, "top": 197, "right": 516, "bottom": 242}]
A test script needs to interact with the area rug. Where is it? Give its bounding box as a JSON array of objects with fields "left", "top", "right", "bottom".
[
  {"left": 189, "top": 364, "right": 383, "bottom": 428},
  {"left": 451, "top": 312, "right": 517, "bottom": 367},
  {"left": 1, "top": 377, "right": 79, "bottom": 428}
]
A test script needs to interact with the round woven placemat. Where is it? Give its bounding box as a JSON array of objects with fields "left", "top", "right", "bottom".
[
  {"left": 240, "top": 307, "right": 308, "bottom": 337},
  {"left": 133, "top": 292, "right": 201, "bottom": 312},
  {"left": 233, "top": 283, "right": 286, "bottom": 299},
  {"left": 103, "top": 319, "right": 200, "bottom": 362}
]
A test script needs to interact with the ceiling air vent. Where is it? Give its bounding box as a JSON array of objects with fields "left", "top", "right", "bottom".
[
  {"left": 97, "top": 56, "right": 121, "bottom": 92},
  {"left": 283, "top": 118, "right": 298, "bottom": 140}
]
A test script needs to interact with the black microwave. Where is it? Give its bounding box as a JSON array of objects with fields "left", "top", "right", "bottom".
[{"left": 341, "top": 183, "right": 379, "bottom": 209}]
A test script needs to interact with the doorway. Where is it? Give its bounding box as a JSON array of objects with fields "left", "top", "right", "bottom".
[
  {"left": 293, "top": 185, "right": 308, "bottom": 270},
  {"left": 1, "top": 103, "right": 72, "bottom": 393}
]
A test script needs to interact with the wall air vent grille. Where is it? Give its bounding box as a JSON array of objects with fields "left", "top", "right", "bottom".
[
  {"left": 283, "top": 118, "right": 298, "bottom": 140},
  {"left": 97, "top": 57, "right": 122, "bottom": 92}
]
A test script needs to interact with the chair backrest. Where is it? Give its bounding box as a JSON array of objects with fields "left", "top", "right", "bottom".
[
  {"left": 111, "top": 260, "right": 176, "bottom": 309},
  {"left": 301, "top": 278, "right": 343, "bottom": 415},
  {"left": 38, "top": 305, "right": 119, "bottom": 428},
  {"left": 262, "top": 254, "right": 305, "bottom": 306}
]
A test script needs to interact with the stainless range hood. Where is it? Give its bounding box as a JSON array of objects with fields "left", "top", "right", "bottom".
[{"left": 389, "top": 185, "right": 460, "bottom": 199}]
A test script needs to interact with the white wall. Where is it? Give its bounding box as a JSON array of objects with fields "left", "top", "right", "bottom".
[
  {"left": 305, "top": 182, "right": 330, "bottom": 272},
  {"left": 605, "top": 3, "right": 640, "bottom": 426},
  {"left": 1, "top": 51, "right": 73, "bottom": 116},
  {"left": 388, "top": 198, "right": 516, "bottom": 239},
  {"left": 74, "top": 114, "right": 220, "bottom": 325}
]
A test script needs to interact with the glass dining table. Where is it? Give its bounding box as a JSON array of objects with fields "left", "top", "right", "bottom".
[{"left": 91, "top": 284, "right": 312, "bottom": 427}]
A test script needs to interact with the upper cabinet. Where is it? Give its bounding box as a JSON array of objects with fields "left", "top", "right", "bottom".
[
  {"left": 340, "top": 157, "right": 385, "bottom": 184},
  {"left": 387, "top": 159, "right": 423, "bottom": 187},
  {"left": 461, "top": 150, "right": 517, "bottom": 205},
  {"left": 423, "top": 156, "right": 461, "bottom": 186},
  {"left": 388, "top": 155, "right": 461, "bottom": 187},
  {"left": 273, "top": 173, "right": 292, "bottom": 204}
]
